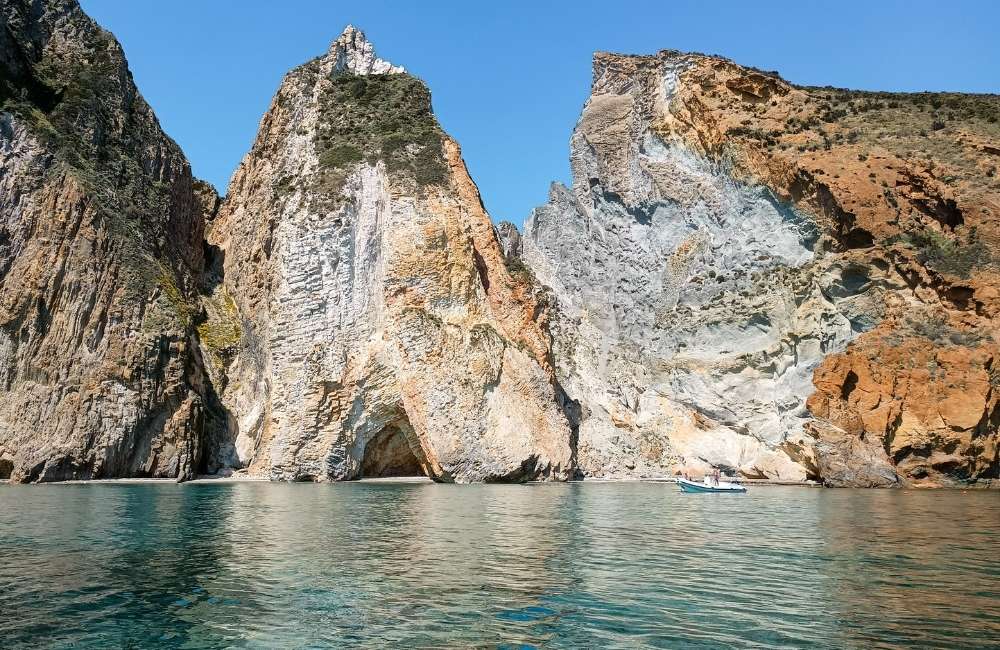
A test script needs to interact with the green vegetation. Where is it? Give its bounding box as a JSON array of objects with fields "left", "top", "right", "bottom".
[
  {"left": 725, "top": 125, "right": 781, "bottom": 147},
  {"left": 503, "top": 254, "right": 537, "bottom": 285},
  {"left": 196, "top": 289, "right": 243, "bottom": 360},
  {"left": 319, "top": 144, "right": 363, "bottom": 168},
  {"left": 501, "top": 253, "right": 557, "bottom": 316},
  {"left": 2, "top": 25, "right": 193, "bottom": 314},
  {"left": 903, "top": 311, "right": 987, "bottom": 347},
  {"left": 799, "top": 88, "right": 1000, "bottom": 125},
  {"left": 902, "top": 228, "right": 992, "bottom": 278},
  {"left": 137, "top": 264, "right": 197, "bottom": 333},
  {"left": 157, "top": 269, "right": 195, "bottom": 322},
  {"left": 783, "top": 86, "right": 1000, "bottom": 193},
  {"left": 313, "top": 72, "right": 448, "bottom": 192},
  {"left": 273, "top": 174, "right": 298, "bottom": 197},
  {"left": 4, "top": 29, "right": 128, "bottom": 171}
]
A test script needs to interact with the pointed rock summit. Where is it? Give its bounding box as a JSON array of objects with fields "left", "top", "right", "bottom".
[
  {"left": 4, "top": 1, "right": 997, "bottom": 488},
  {"left": 202, "top": 22, "right": 572, "bottom": 482},
  {"left": 329, "top": 25, "right": 404, "bottom": 75}
]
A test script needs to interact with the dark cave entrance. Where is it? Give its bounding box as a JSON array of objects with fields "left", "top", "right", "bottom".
[
  {"left": 0, "top": 458, "right": 13, "bottom": 480},
  {"left": 360, "top": 421, "right": 428, "bottom": 478}
]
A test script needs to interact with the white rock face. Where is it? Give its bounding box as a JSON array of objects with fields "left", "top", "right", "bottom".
[
  {"left": 521, "top": 57, "right": 874, "bottom": 479},
  {"left": 329, "top": 25, "right": 405, "bottom": 76},
  {"left": 207, "top": 28, "right": 572, "bottom": 482}
]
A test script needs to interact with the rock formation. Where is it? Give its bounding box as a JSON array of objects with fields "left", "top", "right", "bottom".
[
  {"left": 1, "top": 1, "right": 995, "bottom": 487},
  {"left": 203, "top": 27, "right": 572, "bottom": 482},
  {"left": 516, "top": 50, "right": 999, "bottom": 486},
  {"left": 0, "top": 0, "right": 216, "bottom": 481}
]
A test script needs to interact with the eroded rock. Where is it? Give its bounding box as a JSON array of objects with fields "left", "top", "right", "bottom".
[
  {"left": 0, "top": 0, "right": 215, "bottom": 482},
  {"left": 206, "top": 28, "right": 572, "bottom": 482},
  {"left": 518, "top": 48, "right": 999, "bottom": 486}
]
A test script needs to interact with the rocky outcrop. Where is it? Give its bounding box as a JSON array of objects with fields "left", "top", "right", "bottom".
[
  {"left": 205, "top": 28, "right": 571, "bottom": 482},
  {"left": 517, "top": 50, "right": 999, "bottom": 486},
  {"left": 1, "top": 2, "right": 995, "bottom": 488},
  {"left": 0, "top": 0, "right": 215, "bottom": 481},
  {"left": 495, "top": 220, "right": 522, "bottom": 259},
  {"left": 808, "top": 320, "right": 998, "bottom": 486}
]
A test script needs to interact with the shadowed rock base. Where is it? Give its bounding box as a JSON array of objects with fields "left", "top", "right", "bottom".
[{"left": 360, "top": 423, "right": 428, "bottom": 478}]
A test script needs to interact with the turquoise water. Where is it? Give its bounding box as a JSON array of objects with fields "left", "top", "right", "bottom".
[{"left": 0, "top": 482, "right": 997, "bottom": 649}]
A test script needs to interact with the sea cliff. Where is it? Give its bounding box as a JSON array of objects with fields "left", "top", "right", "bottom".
[{"left": 1, "top": 1, "right": 996, "bottom": 486}]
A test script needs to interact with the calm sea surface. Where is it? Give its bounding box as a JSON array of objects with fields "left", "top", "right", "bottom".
[{"left": 0, "top": 482, "right": 997, "bottom": 649}]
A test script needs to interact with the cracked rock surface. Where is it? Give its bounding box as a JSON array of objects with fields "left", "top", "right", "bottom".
[
  {"left": 0, "top": 0, "right": 217, "bottom": 482},
  {"left": 2, "top": 3, "right": 996, "bottom": 487},
  {"left": 206, "top": 27, "right": 572, "bottom": 482},
  {"left": 518, "top": 50, "right": 999, "bottom": 486}
]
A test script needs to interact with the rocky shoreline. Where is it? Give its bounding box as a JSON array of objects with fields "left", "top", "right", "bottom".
[
  {"left": 3, "top": 475, "right": 996, "bottom": 489},
  {"left": 1, "top": 0, "right": 997, "bottom": 488}
]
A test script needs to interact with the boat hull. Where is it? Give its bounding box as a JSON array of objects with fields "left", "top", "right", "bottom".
[{"left": 678, "top": 479, "right": 747, "bottom": 494}]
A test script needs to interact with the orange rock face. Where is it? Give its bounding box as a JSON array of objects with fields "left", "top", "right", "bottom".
[
  {"left": 654, "top": 52, "right": 1000, "bottom": 486},
  {"left": 809, "top": 325, "right": 998, "bottom": 486},
  {"left": 521, "top": 50, "right": 997, "bottom": 486}
]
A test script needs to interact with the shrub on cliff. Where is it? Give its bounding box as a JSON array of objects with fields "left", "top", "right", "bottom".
[
  {"left": 905, "top": 229, "right": 991, "bottom": 278},
  {"left": 313, "top": 72, "right": 447, "bottom": 189},
  {"left": 319, "top": 144, "right": 363, "bottom": 168}
]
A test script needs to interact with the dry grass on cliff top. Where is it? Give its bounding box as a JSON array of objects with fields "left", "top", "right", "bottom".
[
  {"left": 793, "top": 88, "right": 1000, "bottom": 190},
  {"left": 713, "top": 67, "right": 1000, "bottom": 280}
]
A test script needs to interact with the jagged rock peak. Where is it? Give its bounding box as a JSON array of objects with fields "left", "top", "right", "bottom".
[
  {"left": 207, "top": 18, "right": 572, "bottom": 483},
  {"left": 328, "top": 25, "right": 404, "bottom": 75},
  {"left": 495, "top": 221, "right": 522, "bottom": 259}
]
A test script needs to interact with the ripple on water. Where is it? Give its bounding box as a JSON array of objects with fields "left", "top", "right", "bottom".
[{"left": 0, "top": 483, "right": 997, "bottom": 648}]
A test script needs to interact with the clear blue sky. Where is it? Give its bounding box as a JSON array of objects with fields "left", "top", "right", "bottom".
[{"left": 80, "top": 1, "right": 999, "bottom": 226}]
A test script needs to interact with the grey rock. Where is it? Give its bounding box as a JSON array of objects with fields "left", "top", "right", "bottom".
[
  {"left": 0, "top": 0, "right": 214, "bottom": 482},
  {"left": 519, "top": 54, "right": 878, "bottom": 479}
]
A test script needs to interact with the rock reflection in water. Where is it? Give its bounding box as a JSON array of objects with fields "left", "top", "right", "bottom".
[{"left": 0, "top": 483, "right": 997, "bottom": 648}]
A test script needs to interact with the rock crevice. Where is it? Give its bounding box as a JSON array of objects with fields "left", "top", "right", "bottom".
[{"left": 2, "top": 5, "right": 996, "bottom": 487}]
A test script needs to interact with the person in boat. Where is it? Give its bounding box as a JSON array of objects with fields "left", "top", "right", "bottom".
[{"left": 712, "top": 468, "right": 721, "bottom": 486}]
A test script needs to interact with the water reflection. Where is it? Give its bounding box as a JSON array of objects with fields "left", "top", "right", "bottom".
[
  {"left": 817, "top": 490, "right": 1000, "bottom": 648},
  {"left": 0, "top": 483, "right": 996, "bottom": 648}
]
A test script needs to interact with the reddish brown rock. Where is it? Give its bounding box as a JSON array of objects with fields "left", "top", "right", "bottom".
[
  {"left": 0, "top": 0, "right": 216, "bottom": 482},
  {"left": 520, "top": 48, "right": 998, "bottom": 486},
  {"left": 660, "top": 52, "right": 999, "bottom": 486}
]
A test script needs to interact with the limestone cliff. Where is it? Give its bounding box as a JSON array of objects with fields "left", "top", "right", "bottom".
[
  {"left": 1, "top": 2, "right": 995, "bottom": 488},
  {"left": 0, "top": 0, "right": 216, "bottom": 481},
  {"left": 518, "top": 50, "right": 999, "bottom": 486},
  {"left": 205, "top": 27, "right": 572, "bottom": 482}
]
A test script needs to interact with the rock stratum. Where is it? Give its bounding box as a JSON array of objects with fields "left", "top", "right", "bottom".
[
  {"left": 203, "top": 26, "right": 571, "bottom": 482},
  {"left": 0, "top": 0, "right": 216, "bottom": 482},
  {"left": 1, "top": 0, "right": 996, "bottom": 486},
  {"left": 513, "top": 51, "right": 999, "bottom": 487}
]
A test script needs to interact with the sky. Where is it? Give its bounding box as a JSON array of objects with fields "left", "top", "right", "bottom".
[{"left": 80, "top": 0, "right": 999, "bottom": 226}]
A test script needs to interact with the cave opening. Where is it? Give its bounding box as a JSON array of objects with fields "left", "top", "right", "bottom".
[
  {"left": 841, "top": 370, "right": 859, "bottom": 401},
  {"left": 0, "top": 458, "right": 13, "bottom": 480},
  {"left": 360, "top": 421, "right": 428, "bottom": 478}
]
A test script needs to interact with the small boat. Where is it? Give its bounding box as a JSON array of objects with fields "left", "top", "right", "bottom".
[{"left": 678, "top": 477, "right": 747, "bottom": 494}]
